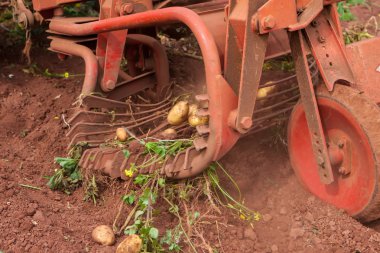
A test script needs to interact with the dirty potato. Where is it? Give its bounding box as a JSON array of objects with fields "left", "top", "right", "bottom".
[
  {"left": 160, "top": 128, "right": 178, "bottom": 140},
  {"left": 116, "top": 234, "right": 142, "bottom": 253},
  {"left": 116, "top": 128, "right": 129, "bottom": 142},
  {"left": 257, "top": 85, "right": 275, "bottom": 99},
  {"left": 188, "top": 103, "right": 198, "bottom": 116},
  {"left": 188, "top": 114, "right": 209, "bottom": 127},
  {"left": 91, "top": 225, "right": 115, "bottom": 246},
  {"left": 167, "top": 101, "right": 189, "bottom": 125}
]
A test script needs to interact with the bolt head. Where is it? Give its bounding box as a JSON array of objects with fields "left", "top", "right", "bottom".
[
  {"left": 105, "top": 80, "right": 116, "bottom": 91},
  {"left": 262, "top": 15, "right": 276, "bottom": 30},
  {"left": 121, "top": 3, "right": 134, "bottom": 15},
  {"left": 339, "top": 166, "right": 351, "bottom": 176},
  {"left": 240, "top": 117, "right": 253, "bottom": 129},
  {"left": 318, "top": 36, "right": 326, "bottom": 43}
]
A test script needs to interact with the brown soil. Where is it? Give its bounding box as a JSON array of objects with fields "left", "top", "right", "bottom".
[{"left": 1, "top": 3, "right": 380, "bottom": 253}]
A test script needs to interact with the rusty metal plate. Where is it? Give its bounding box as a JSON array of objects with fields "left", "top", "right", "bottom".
[
  {"left": 304, "top": 10, "right": 355, "bottom": 90},
  {"left": 290, "top": 30, "right": 334, "bottom": 184},
  {"left": 346, "top": 37, "right": 380, "bottom": 104}
]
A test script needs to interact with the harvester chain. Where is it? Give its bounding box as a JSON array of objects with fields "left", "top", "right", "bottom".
[{"left": 66, "top": 58, "right": 318, "bottom": 179}]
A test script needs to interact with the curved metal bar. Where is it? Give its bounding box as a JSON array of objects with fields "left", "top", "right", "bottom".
[
  {"left": 50, "top": 39, "right": 98, "bottom": 95},
  {"left": 126, "top": 34, "right": 170, "bottom": 97},
  {"left": 50, "top": 7, "right": 239, "bottom": 179}
]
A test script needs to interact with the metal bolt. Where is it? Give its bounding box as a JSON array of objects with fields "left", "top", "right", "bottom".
[
  {"left": 339, "top": 167, "right": 350, "bottom": 176},
  {"left": 120, "top": 3, "right": 134, "bottom": 15},
  {"left": 318, "top": 36, "right": 326, "bottom": 43},
  {"left": 105, "top": 80, "right": 116, "bottom": 91},
  {"left": 262, "top": 15, "right": 276, "bottom": 30},
  {"left": 317, "top": 156, "right": 325, "bottom": 168},
  {"left": 240, "top": 117, "right": 253, "bottom": 130},
  {"left": 311, "top": 20, "right": 319, "bottom": 27}
]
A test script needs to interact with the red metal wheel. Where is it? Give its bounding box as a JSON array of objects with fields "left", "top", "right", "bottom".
[{"left": 288, "top": 85, "right": 380, "bottom": 222}]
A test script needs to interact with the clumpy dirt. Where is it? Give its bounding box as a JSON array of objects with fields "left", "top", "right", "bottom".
[
  {"left": 1, "top": 2, "right": 380, "bottom": 253},
  {"left": 1, "top": 54, "right": 380, "bottom": 253}
]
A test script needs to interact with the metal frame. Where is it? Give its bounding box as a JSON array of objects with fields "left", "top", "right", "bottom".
[{"left": 23, "top": 0, "right": 380, "bottom": 182}]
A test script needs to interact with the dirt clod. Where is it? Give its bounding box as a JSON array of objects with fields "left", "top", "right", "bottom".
[
  {"left": 289, "top": 227, "right": 305, "bottom": 239},
  {"left": 263, "top": 213, "right": 273, "bottom": 222},
  {"left": 243, "top": 227, "right": 257, "bottom": 241},
  {"left": 270, "top": 244, "right": 279, "bottom": 252}
]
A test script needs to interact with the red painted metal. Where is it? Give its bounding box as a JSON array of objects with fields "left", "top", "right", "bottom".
[
  {"left": 20, "top": 0, "right": 380, "bottom": 217},
  {"left": 304, "top": 10, "right": 355, "bottom": 90},
  {"left": 228, "top": 0, "right": 269, "bottom": 133},
  {"left": 289, "top": 30, "right": 334, "bottom": 184},
  {"left": 252, "top": 0, "right": 297, "bottom": 34},
  {"left": 346, "top": 38, "right": 380, "bottom": 104},
  {"left": 32, "top": 0, "right": 81, "bottom": 11},
  {"left": 49, "top": 6, "right": 240, "bottom": 178},
  {"left": 96, "top": 0, "right": 128, "bottom": 92},
  {"left": 49, "top": 38, "right": 98, "bottom": 95},
  {"left": 288, "top": 93, "right": 376, "bottom": 216},
  {"left": 124, "top": 34, "right": 170, "bottom": 97}
]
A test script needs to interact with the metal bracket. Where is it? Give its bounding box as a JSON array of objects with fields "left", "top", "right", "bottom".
[
  {"left": 96, "top": 0, "right": 128, "bottom": 92},
  {"left": 304, "top": 10, "right": 355, "bottom": 90},
  {"left": 225, "top": 0, "right": 269, "bottom": 133},
  {"left": 289, "top": 30, "right": 334, "bottom": 184}
]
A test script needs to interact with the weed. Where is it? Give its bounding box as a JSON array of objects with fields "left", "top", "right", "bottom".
[
  {"left": 111, "top": 157, "right": 258, "bottom": 253},
  {"left": 63, "top": 0, "right": 99, "bottom": 17},
  {"left": 337, "top": 0, "right": 366, "bottom": 22},
  {"left": 263, "top": 56, "right": 295, "bottom": 72},
  {"left": 19, "top": 183, "right": 41, "bottom": 191},
  {"left": 22, "top": 64, "right": 84, "bottom": 78},
  {"left": 83, "top": 175, "right": 99, "bottom": 204},
  {"left": 47, "top": 157, "right": 82, "bottom": 194}
]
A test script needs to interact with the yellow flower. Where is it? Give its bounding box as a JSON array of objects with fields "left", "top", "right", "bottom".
[
  {"left": 239, "top": 214, "right": 247, "bottom": 220},
  {"left": 64, "top": 72, "right": 69, "bottom": 78},
  {"left": 124, "top": 169, "right": 134, "bottom": 177},
  {"left": 253, "top": 212, "right": 261, "bottom": 221}
]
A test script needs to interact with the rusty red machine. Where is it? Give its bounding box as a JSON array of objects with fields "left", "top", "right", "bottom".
[{"left": 14, "top": 0, "right": 380, "bottom": 222}]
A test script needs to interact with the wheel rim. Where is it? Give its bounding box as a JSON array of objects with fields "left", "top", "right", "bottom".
[{"left": 288, "top": 96, "right": 376, "bottom": 216}]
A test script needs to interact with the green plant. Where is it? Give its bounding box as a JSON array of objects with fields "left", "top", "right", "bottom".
[
  {"left": 63, "top": 0, "right": 99, "bottom": 17},
  {"left": 47, "top": 143, "right": 87, "bottom": 194},
  {"left": 112, "top": 158, "right": 259, "bottom": 253},
  {"left": 337, "top": 0, "right": 366, "bottom": 22},
  {"left": 47, "top": 157, "right": 82, "bottom": 194}
]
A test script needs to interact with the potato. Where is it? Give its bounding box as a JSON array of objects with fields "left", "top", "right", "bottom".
[
  {"left": 91, "top": 225, "right": 115, "bottom": 246},
  {"left": 167, "top": 101, "right": 189, "bottom": 125},
  {"left": 116, "top": 128, "right": 129, "bottom": 142},
  {"left": 116, "top": 234, "right": 142, "bottom": 253},
  {"left": 160, "top": 128, "right": 177, "bottom": 140},
  {"left": 188, "top": 114, "right": 209, "bottom": 127},
  {"left": 188, "top": 103, "right": 198, "bottom": 116},
  {"left": 257, "top": 85, "right": 275, "bottom": 99}
]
